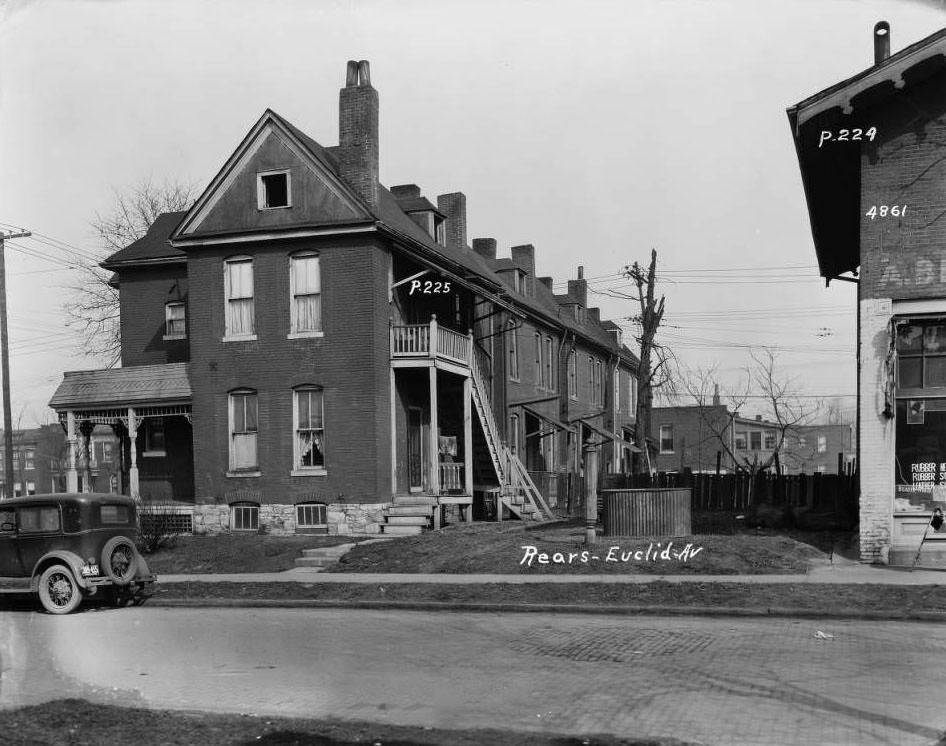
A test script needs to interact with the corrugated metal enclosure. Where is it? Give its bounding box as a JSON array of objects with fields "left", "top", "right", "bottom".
[{"left": 601, "top": 488, "right": 691, "bottom": 537}]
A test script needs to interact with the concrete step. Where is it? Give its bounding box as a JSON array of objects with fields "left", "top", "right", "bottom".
[
  {"left": 293, "top": 557, "right": 333, "bottom": 568},
  {"left": 300, "top": 544, "right": 357, "bottom": 558},
  {"left": 381, "top": 524, "right": 424, "bottom": 536},
  {"left": 385, "top": 516, "right": 429, "bottom": 526},
  {"left": 385, "top": 505, "right": 435, "bottom": 516}
]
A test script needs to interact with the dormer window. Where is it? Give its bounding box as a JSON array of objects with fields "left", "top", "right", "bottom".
[
  {"left": 257, "top": 169, "right": 291, "bottom": 210},
  {"left": 513, "top": 271, "right": 522, "bottom": 294},
  {"left": 434, "top": 216, "right": 446, "bottom": 246},
  {"left": 574, "top": 305, "right": 585, "bottom": 323}
]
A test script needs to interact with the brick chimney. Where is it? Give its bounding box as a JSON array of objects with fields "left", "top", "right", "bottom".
[
  {"left": 437, "top": 192, "right": 467, "bottom": 251},
  {"left": 588, "top": 307, "right": 600, "bottom": 324},
  {"left": 472, "top": 237, "right": 496, "bottom": 261},
  {"left": 511, "top": 244, "right": 535, "bottom": 296},
  {"left": 338, "top": 60, "right": 379, "bottom": 209},
  {"left": 567, "top": 272, "right": 587, "bottom": 307},
  {"left": 537, "top": 276, "right": 554, "bottom": 293}
]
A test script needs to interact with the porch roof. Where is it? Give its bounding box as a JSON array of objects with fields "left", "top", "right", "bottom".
[{"left": 49, "top": 363, "right": 191, "bottom": 410}]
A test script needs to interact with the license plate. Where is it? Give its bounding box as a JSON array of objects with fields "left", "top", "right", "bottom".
[{"left": 81, "top": 565, "right": 100, "bottom": 577}]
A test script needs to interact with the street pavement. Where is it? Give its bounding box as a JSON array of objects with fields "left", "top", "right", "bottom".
[{"left": 1, "top": 607, "right": 944, "bottom": 746}]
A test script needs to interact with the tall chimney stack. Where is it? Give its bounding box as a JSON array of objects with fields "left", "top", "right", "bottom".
[
  {"left": 338, "top": 60, "right": 379, "bottom": 209},
  {"left": 874, "top": 22, "right": 890, "bottom": 65},
  {"left": 437, "top": 192, "right": 468, "bottom": 251}
]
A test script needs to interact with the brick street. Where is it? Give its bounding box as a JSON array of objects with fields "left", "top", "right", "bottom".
[{"left": 2, "top": 607, "right": 945, "bottom": 745}]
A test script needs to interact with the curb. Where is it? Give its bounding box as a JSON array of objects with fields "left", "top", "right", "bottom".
[{"left": 146, "top": 597, "right": 946, "bottom": 621}]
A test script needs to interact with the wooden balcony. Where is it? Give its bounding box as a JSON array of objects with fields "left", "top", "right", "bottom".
[
  {"left": 439, "top": 462, "right": 465, "bottom": 494},
  {"left": 391, "top": 317, "right": 472, "bottom": 369}
]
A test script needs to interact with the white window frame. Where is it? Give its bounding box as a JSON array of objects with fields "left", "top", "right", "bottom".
[
  {"left": 224, "top": 256, "right": 257, "bottom": 341},
  {"left": 257, "top": 169, "right": 292, "bottom": 210},
  {"left": 230, "top": 502, "right": 260, "bottom": 532},
  {"left": 614, "top": 367, "right": 621, "bottom": 412},
  {"left": 296, "top": 502, "right": 328, "bottom": 532},
  {"left": 544, "top": 336, "right": 554, "bottom": 391},
  {"left": 534, "top": 333, "right": 542, "bottom": 389},
  {"left": 749, "top": 431, "right": 762, "bottom": 451},
  {"left": 288, "top": 252, "right": 323, "bottom": 338},
  {"left": 764, "top": 431, "right": 777, "bottom": 450},
  {"left": 228, "top": 390, "right": 260, "bottom": 476},
  {"left": 164, "top": 301, "right": 186, "bottom": 340},
  {"left": 817, "top": 435, "right": 827, "bottom": 453},
  {"left": 292, "top": 386, "right": 327, "bottom": 476},
  {"left": 508, "top": 329, "right": 519, "bottom": 381},
  {"left": 568, "top": 350, "right": 578, "bottom": 399},
  {"left": 735, "top": 431, "right": 747, "bottom": 450},
  {"left": 509, "top": 413, "right": 520, "bottom": 455},
  {"left": 659, "top": 425, "right": 674, "bottom": 454},
  {"left": 24, "top": 448, "right": 34, "bottom": 471},
  {"left": 26, "top": 481, "right": 35, "bottom": 496}
]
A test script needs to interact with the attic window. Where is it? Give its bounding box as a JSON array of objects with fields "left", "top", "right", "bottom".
[
  {"left": 434, "top": 216, "right": 446, "bottom": 246},
  {"left": 574, "top": 305, "right": 585, "bottom": 323},
  {"left": 257, "top": 170, "right": 291, "bottom": 210}
]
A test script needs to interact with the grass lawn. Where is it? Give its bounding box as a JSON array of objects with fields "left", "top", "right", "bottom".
[
  {"left": 143, "top": 518, "right": 848, "bottom": 576},
  {"left": 0, "top": 699, "right": 698, "bottom": 746},
  {"left": 326, "top": 519, "right": 835, "bottom": 575},
  {"left": 144, "top": 535, "right": 370, "bottom": 575}
]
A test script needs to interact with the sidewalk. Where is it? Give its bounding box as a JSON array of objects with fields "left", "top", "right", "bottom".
[{"left": 158, "top": 563, "right": 946, "bottom": 585}]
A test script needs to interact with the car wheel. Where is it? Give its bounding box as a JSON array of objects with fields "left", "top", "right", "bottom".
[
  {"left": 38, "top": 564, "right": 83, "bottom": 615},
  {"left": 101, "top": 537, "right": 139, "bottom": 586}
]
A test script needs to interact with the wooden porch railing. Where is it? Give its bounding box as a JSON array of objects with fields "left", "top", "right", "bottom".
[
  {"left": 391, "top": 316, "right": 473, "bottom": 366},
  {"left": 439, "top": 462, "right": 464, "bottom": 492}
]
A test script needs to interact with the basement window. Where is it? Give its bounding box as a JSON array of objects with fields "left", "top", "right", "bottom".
[
  {"left": 296, "top": 502, "right": 328, "bottom": 534},
  {"left": 257, "top": 170, "right": 291, "bottom": 210}
]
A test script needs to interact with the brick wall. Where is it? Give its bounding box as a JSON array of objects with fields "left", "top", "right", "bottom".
[
  {"left": 188, "top": 235, "right": 391, "bottom": 508},
  {"left": 119, "top": 265, "right": 189, "bottom": 366},
  {"left": 651, "top": 406, "right": 732, "bottom": 473}
]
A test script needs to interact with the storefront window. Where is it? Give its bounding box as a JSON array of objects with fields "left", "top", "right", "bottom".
[{"left": 895, "top": 319, "right": 946, "bottom": 513}]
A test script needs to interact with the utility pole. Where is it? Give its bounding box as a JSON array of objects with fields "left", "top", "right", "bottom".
[{"left": 0, "top": 229, "right": 31, "bottom": 499}]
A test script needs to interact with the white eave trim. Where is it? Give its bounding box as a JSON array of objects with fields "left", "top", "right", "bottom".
[
  {"left": 171, "top": 223, "right": 378, "bottom": 248},
  {"left": 793, "top": 45, "right": 946, "bottom": 132}
]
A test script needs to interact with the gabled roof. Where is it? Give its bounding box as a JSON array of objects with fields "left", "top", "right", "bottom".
[
  {"left": 100, "top": 212, "right": 187, "bottom": 268},
  {"left": 787, "top": 25, "right": 946, "bottom": 280},
  {"left": 49, "top": 363, "right": 191, "bottom": 409}
]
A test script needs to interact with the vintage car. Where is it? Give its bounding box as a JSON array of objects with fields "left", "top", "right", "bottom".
[{"left": 0, "top": 492, "right": 156, "bottom": 614}]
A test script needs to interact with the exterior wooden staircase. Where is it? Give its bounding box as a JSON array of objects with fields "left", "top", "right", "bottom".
[{"left": 470, "top": 355, "right": 554, "bottom": 522}]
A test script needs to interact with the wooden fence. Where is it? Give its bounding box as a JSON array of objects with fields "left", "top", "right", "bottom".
[{"left": 600, "top": 471, "right": 858, "bottom": 514}]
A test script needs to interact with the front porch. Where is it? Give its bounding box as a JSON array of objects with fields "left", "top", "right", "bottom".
[{"left": 48, "top": 363, "right": 194, "bottom": 503}]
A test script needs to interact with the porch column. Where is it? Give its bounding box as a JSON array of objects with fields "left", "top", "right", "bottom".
[
  {"left": 79, "top": 420, "right": 95, "bottom": 492},
  {"left": 127, "top": 407, "right": 139, "bottom": 502},
  {"left": 429, "top": 315, "right": 438, "bottom": 359},
  {"left": 390, "top": 368, "right": 397, "bottom": 496},
  {"left": 66, "top": 411, "right": 78, "bottom": 493},
  {"left": 463, "top": 375, "right": 473, "bottom": 521},
  {"left": 429, "top": 366, "right": 440, "bottom": 528}
]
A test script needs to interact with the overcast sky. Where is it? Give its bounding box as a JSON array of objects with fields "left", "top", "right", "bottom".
[{"left": 2, "top": 0, "right": 946, "bottom": 428}]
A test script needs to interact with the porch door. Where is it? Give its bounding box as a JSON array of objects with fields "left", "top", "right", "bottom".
[{"left": 408, "top": 407, "right": 424, "bottom": 492}]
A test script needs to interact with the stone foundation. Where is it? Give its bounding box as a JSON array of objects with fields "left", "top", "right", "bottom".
[{"left": 189, "top": 502, "right": 389, "bottom": 536}]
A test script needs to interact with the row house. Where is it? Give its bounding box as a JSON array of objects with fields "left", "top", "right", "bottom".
[
  {"left": 50, "top": 61, "right": 638, "bottom": 536},
  {"left": 789, "top": 22, "right": 946, "bottom": 564},
  {"left": 0, "top": 425, "right": 118, "bottom": 498}
]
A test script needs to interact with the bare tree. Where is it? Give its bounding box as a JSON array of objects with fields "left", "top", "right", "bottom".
[
  {"left": 680, "top": 348, "right": 818, "bottom": 503},
  {"left": 610, "top": 249, "right": 673, "bottom": 472},
  {"left": 65, "top": 178, "right": 197, "bottom": 365}
]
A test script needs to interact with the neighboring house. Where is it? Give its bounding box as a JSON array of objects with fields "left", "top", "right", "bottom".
[
  {"left": 652, "top": 404, "right": 848, "bottom": 475},
  {"left": 781, "top": 424, "right": 856, "bottom": 475},
  {"left": 49, "top": 61, "right": 639, "bottom": 536},
  {"left": 788, "top": 22, "right": 946, "bottom": 564},
  {"left": 0, "top": 424, "right": 120, "bottom": 498}
]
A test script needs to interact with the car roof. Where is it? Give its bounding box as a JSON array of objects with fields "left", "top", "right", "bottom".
[{"left": 0, "top": 492, "right": 137, "bottom": 509}]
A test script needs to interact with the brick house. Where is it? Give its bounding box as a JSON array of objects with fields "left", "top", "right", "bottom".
[
  {"left": 652, "top": 404, "right": 818, "bottom": 474},
  {"left": 49, "top": 61, "right": 638, "bottom": 536},
  {"left": 788, "top": 23, "right": 946, "bottom": 564}
]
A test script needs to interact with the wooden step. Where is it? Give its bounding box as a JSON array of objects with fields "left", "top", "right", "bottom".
[
  {"left": 386, "top": 505, "right": 435, "bottom": 516},
  {"left": 293, "top": 557, "right": 333, "bottom": 568},
  {"left": 393, "top": 495, "right": 438, "bottom": 505}
]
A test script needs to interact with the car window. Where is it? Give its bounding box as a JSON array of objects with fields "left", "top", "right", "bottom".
[
  {"left": 18, "top": 506, "right": 61, "bottom": 533},
  {"left": 0, "top": 508, "right": 14, "bottom": 532},
  {"left": 62, "top": 503, "right": 84, "bottom": 533},
  {"left": 100, "top": 504, "right": 132, "bottom": 525}
]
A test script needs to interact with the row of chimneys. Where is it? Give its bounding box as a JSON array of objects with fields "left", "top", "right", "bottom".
[{"left": 336, "top": 62, "right": 608, "bottom": 332}]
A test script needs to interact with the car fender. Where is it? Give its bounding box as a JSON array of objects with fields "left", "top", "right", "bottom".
[{"left": 29, "top": 551, "right": 92, "bottom": 592}]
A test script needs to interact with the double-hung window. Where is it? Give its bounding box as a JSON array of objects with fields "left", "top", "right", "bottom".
[
  {"left": 229, "top": 390, "right": 259, "bottom": 472},
  {"left": 659, "top": 425, "right": 674, "bottom": 454},
  {"left": 290, "top": 253, "right": 322, "bottom": 335},
  {"left": 508, "top": 329, "right": 519, "bottom": 381},
  {"left": 165, "top": 301, "right": 186, "bottom": 338},
  {"left": 225, "top": 257, "right": 255, "bottom": 338},
  {"left": 294, "top": 387, "right": 325, "bottom": 472},
  {"left": 568, "top": 350, "right": 577, "bottom": 399},
  {"left": 534, "top": 334, "right": 542, "bottom": 387},
  {"left": 544, "top": 337, "right": 554, "bottom": 391}
]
